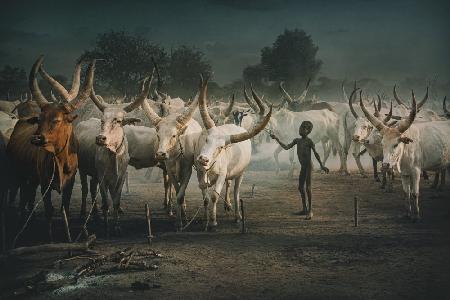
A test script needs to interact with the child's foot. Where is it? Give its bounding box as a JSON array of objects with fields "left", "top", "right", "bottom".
[
  {"left": 305, "top": 211, "right": 313, "bottom": 220},
  {"left": 294, "top": 210, "right": 307, "bottom": 216}
]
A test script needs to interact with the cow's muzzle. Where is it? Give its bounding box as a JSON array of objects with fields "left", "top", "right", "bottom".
[
  {"left": 31, "top": 134, "right": 47, "bottom": 146},
  {"left": 352, "top": 135, "right": 360, "bottom": 142},
  {"left": 381, "top": 163, "right": 390, "bottom": 171},
  {"left": 197, "top": 155, "right": 209, "bottom": 167},
  {"left": 96, "top": 135, "right": 107, "bottom": 146},
  {"left": 155, "top": 151, "right": 168, "bottom": 161}
]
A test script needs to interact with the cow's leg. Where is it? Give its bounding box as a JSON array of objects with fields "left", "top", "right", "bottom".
[
  {"left": 422, "top": 171, "right": 429, "bottom": 181},
  {"left": 208, "top": 176, "right": 226, "bottom": 230},
  {"left": 169, "top": 172, "right": 183, "bottom": 231},
  {"left": 352, "top": 143, "right": 366, "bottom": 177},
  {"left": 411, "top": 168, "right": 421, "bottom": 222},
  {"left": 62, "top": 175, "right": 75, "bottom": 219},
  {"left": 111, "top": 176, "right": 126, "bottom": 236},
  {"left": 288, "top": 148, "right": 295, "bottom": 178},
  {"left": 162, "top": 168, "right": 173, "bottom": 216},
  {"left": 99, "top": 184, "right": 109, "bottom": 237},
  {"left": 202, "top": 188, "right": 209, "bottom": 231},
  {"left": 89, "top": 177, "right": 100, "bottom": 222},
  {"left": 381, "top": 167, "right": 387, "bottom": 189},
  {"left": 176, "top": 165, "right": 193, "bottom": 226},
  {"left": 8, "top": 183, "right": 19, "bottom": 205},
  {"left": 42, "top": 192, "right": 54, "bottom": 243},
  {"left": 80, "top": 172, "right": 88, "bottom": 219},
  {"left": 372, "top": 159, "right": 380, "bottom": 182},
  {"left": 233, "top": 175, "right": 244, "bottom": 222},
  {"left": 331, "top": 135, "right": 346, "bottom": 175},
  {"left": 401, "top": 175, "right": 412, "bottom": 219},
  {"left": 322, "top": 140, "right": 331, "bottom": 166},
  {"left": 274, "top": 145, "right": 283, "bottom": 175},
  {"left": 224, "top": 179, "right": 232, "bottom": 212},
  {"left": 439, "top": 169, "right": 446, "bottom": 190}
]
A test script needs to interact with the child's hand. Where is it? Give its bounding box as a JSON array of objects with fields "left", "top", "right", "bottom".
[{"left": 321, "top": 166, "right": 329, "bottom": 174}]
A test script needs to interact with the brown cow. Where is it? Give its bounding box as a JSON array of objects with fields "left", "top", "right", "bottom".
[{"left": 7, "top": 56, "right": 95, "bottom": 242}]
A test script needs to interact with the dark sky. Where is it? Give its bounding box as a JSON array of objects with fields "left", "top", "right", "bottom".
[{"left": 1, "top": 0, "right": 449, "bottom": 84}]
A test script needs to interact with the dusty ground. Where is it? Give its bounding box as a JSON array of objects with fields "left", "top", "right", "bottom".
[{"left": 1, "top": 161, "right": 450, "bottom": 299}]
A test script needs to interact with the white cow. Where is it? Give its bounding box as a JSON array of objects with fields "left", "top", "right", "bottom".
[
  {"left": 360, "top": 92, "right": 450, "bottom": 221},
  {"left": 82, "top": 75, "right": 152, "bottom": 234},
  {"left": 195, "top": 78, "right": 272, "bottom": 230},
  {"left": 141, "top": 87, "right": 202, "bottom": 229}
]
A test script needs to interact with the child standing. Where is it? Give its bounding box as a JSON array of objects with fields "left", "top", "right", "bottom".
[{"left": 270, "top": 121, "right": 329, "bottom": 219}]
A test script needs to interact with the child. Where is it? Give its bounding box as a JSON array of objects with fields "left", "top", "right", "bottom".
[{"left": 270, "top": 121, "right": 329, "bottom": 219}]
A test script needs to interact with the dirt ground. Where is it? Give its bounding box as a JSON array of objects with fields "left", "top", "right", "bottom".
[{"left": 1, "top": 162, "right": 450, "bottom": 299}]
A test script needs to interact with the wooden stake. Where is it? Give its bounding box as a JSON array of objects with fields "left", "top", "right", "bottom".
[
  {"left": 145, "top": 204, "right": 153, "bottom": 244},
  {"left": 354, "top": 196, "right": 359, "bottom": 227},
  {"left": 240, "top": 199, "right": 246, "bottom": 234}
]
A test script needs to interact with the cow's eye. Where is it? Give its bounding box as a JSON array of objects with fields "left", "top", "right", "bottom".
[
  {"left": 393, "top": 144, "right": 398, "bottom": 148},
  {"left": 172, "top": 134, "right": 176, "bottom": 138},
  {"left": 117, "top": 119, "right": 122, "bottom": 124}
]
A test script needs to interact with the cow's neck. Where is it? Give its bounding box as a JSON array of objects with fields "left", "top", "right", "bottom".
[{"left": 53, "top": 128, "right": 78, "bottom": 192}]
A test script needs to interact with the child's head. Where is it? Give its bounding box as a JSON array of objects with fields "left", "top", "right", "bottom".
[{"left": 299, "top": 121, "right": 313, "bottom": 137}]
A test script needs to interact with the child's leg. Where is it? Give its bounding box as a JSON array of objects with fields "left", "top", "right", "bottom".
[
  {"left": 306, "top": 164, "right": 313, "bottom": 219},
  {"left": 298, "top": 164, "right": 308, "bottom": 213}
]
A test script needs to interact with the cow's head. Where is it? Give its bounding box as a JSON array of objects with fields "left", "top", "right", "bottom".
[
  {"left": 196, "top": 77, "right": 272, "bottom": 170},
  {"left": 350, "top": 90, "right": 392, "bottom": 143},
  {"left": 210, "top": 94, "right": 235, "bottom": 125},
  {"left": 28, "top": 56, "right": 95, "bottom": 153},
  {"left": 90, "top": 76, "right": 150, "bottom": 153},
  {"left": 141, "top": 87, "right": 199, "bottom": 161},
  {"left": 360, "top": 91, "right": 417, "bottom": 172}
]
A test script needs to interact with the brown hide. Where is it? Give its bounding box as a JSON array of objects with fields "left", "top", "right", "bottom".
[{"left": 7, "top": 104, "right": 79, "bottom": 194}]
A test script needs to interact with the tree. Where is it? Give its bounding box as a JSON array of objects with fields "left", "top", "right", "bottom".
[
  {"left": 80, "top": 31, "right": 168, "bottom": 98},
  {"left": 0, "top": 65, "right": 28, "bottom": 100},
  {"left": 244, "top": 29, "right": 322, "bottom": 96},
  {"left": 167, "top": 45, "right": 212, "bottom": 98}
]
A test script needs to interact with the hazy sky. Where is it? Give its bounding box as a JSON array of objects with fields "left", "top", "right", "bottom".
[{"left": 1, "top": 0, "right": 449, "bottom": 84}]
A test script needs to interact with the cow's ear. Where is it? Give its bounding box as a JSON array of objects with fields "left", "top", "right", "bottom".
[
  {"left": 399, "top": 136, "right": 413, "bottom": 144},
  {"left": 65, "top": 114, "right": 78, "bottom": 123},
  {"left": 123, "top": 117, "right": 141, "bottom": 126},
  {"left": 26, "top": 116, "right": 39, "bottom": 124}
]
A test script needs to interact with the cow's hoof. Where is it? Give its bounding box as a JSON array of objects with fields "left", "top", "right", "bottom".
[
  {"left": 224, "top": 202, "right": 232, "bottom": 212},
  {"left": 207, "top": 225, "right": 217, "bottom": 232}
]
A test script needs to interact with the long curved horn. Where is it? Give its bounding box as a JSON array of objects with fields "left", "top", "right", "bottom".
[
  {"left": 141, "top": 99, "right": 162, "bottom": 126},
  {"left": 229, "top": 106, "right": 272, "bottom": 144},
  {"left": 298, "top": 78, "right": 311, "bottom": 103},
  {"left": 279, "top": 82, "right": 293, "bottom": 103},
  {"left": 348, "top": 87, "right": 359, "bottom": 119},
  {"left": 90, "top": 88, "right": 107, "bottom": 112},
  {"left": 416, "top": 86, "right": 429, "bottom": 110},
  {"left": 397, "top": 90, "right": 417, "bottom": 133},
  {"left": 39, "top": 61, "right": 82, "bottom": 102},
  {"left": 123, "top": 72, "right": 154, "bottom": 113},
  {"left": 243, "top": 85, "right": 259, "bottom": 113},
  {"left": 393, "top": 85, "right": 408, "bottom": 107},
  {"left": 64, "top": 60, "right": 96, "bottom": 112},
  {"left": 359, "top": 91, "right": 387, "bottom": 132},
  {"left": 223, "top": 93, "right": 235, "bottom": 117},
  {"left": 29, "top": 55, "right": 49, "bottom": 108},
  {"left": 376, "top": 94, "right": 382, "bottom": 111},
  {"left": 373, "top": 98, "right": 380, "bottom": 118},
  {"left": 443, "top": 96, "right": 450, "bottom": 117},
  {"left": 198, "top": 75, "right": 215, "bottom": 129},
  {"left": 176, "top": 91, "right": 199, "bottom": 128},
  {"left": 382, "top": 101, "right": 393, "bottom": 124},
  {"left": 250, "top": 84, "right": 266, "bottom": 114}
]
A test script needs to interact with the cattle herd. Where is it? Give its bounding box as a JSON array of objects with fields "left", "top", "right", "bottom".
[{"left": 0, "top": 56, "right": 449, "bottom": 247}]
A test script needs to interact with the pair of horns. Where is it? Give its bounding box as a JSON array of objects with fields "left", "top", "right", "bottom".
[
  {"left": 141, "top": 76, "right": 199, "bottom": 129},
  {"left": 199, "top": 77, "right": 272, "bottom": 144},
  {"left": 90, "top": 69, "right": 154, "bottom": 113},
  {"left": 243, "top": 84, "right": 268, "bottom": 114},
  {"left": 279, "top": 79, "right": 311, "bottom": 105},
  {"left": 361, "top": 90, "right": 416, "bottom": 134},
  {"left": 393, "top": 85, "right": 428, "bottom": 110},
  {"left": 29, "top": 55, "right": 96, "bottom": 112}
]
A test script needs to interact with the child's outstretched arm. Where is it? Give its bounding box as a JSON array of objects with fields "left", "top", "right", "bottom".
[
  {"left": 311, "top": 142, "right": 329, "bottom": 173},
  {"left": 269, "top": 133, "right": 296, "bottom": 150}
]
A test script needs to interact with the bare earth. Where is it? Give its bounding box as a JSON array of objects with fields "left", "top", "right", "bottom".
[{"left": 1, "top": 167, "right": 450, "bottom": 299}]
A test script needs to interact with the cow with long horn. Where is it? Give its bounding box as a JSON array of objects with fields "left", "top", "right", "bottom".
[
  {"left": 141, "top": 77, "right": 202, "bottom": 230},
  {"left": 6, "top": 56, "right": 95, "bottom": 241},
  {"left": 360, "top": 90, "right": 450, "bottom": 221},
  {"left": 81, "top": 72, "right": 151, "bottom": 235},
  {"left": 195, "top": 77, "right": 272, "bottom": 230}
]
